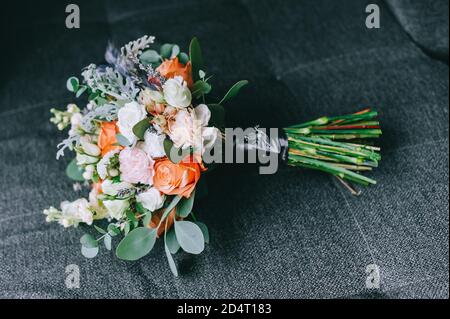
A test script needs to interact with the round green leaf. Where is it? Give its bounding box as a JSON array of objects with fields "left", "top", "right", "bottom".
[
  {"left": 219, "top": 80, "right": 248, "bottom": 105},
  {"left": 178, "top": 52, "right": 189, "bottom": 64},
  {"left": 193, "top": 80, "right": 212, "bottom": 99},
  {"left": 80, "top": 234, "right": 98, "bottom": 248},
  {"left": 165, "top": 244, "right": 178, "bottom": 276},
  {"left": 66, "top": 76, "right": 79, "bottom": 92},
  {"left": 115, "top": 227, "right": 157, "bottom": 261},
  {"left": 171, "top": 45, "right": 180, "bottom": 59},
  {"left": 166, "top": 229, "right": 180, "bottom": 254},
  {"left": 176, "top": 191, "right": 195, "bottom": 218},
  {"left": 116, "top": 133, "right": 132, "bottom": 147},
  {"left": 81, "top": 245, "right": 99, "bottom": 259},
  {"left": 66, "top": 159, "right": 85, "bottom": 182},
  {"left": 174, "top": 221, "right": 204, "bottom": 255},
  {"left": 107, "top": 224, "right": 121, "bottom": 237},
  {"left": 104, "top": 234, "right": 112, "bottom": 251},
  {"left": 140, "top": 50, "right": 161, "bottom": 65},
  {"left": 160, "top": 43, "right": 174, "bottom": 59},
  {"left": 195, "top": 222, "right": 210, "bottom": 244},
  {"left": 132, "top": 118, "right": 151, "bottom": 140}
]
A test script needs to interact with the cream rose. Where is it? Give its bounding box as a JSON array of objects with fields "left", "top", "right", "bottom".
[
  {"left": 103, "top": 199, "right": 129, "bottom": 220},
  {"left": 117, "top": 101, "right": 147, "bottom": 144},
  {"left": 163, "top": 76, "right": 192, "bottom": 108},
  {"left": 140, "top": 130, "right": 166, "bottom": 158},
  {"left": 136, "top": 188, "right": 165, "bottom": 212}
]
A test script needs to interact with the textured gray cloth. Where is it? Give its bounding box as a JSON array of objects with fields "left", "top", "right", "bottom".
[{"left": 0, "top": 0, "right": 448, "bottom": 299}]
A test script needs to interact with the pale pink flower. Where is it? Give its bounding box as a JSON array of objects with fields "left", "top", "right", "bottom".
[{"left": 119, "top": 147, "right": 155, "bottom": 185}]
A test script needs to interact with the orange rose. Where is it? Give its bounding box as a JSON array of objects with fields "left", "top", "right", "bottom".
[
  {"left": 156, "top": 57, "right": 193, "bottom": 88},
  {"left": 153, "top": 156, "right": 204, "bottom": 198},
  {"left": 98, "top": 121, "right": 122, "bottom": 156}
]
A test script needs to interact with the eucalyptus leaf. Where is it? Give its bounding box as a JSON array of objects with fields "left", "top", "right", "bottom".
[
  {"left": 193, "top": 80, "right": 212, "bottom": 99},
  {"left": 171, "top": 45, "right": 180, "bottom": 59},
  {"left": 195, "top": 222, "right": 210, "bottom": 244},
  {"left": 219, "top": 80, "right": 248, "bottom": 105},
  {"left": 143, "top": 212, "right": 153, "bottom": 228},
  {"left": 163, "top": 138, "right": 183, "bottom": 164},
  {"left": 104, "top": 234, "right": 112, "bottom": 251},
  {"left": 107, "top": 224, "right": 121, "bottom": 237},
  {"left": 94, "top": 225, "right": 107, "bottom": 235},
  {"left": 80, "top": 234, "right": 98, "bottom": 248},
  {"left": 116, "top": 133, "right": 132, "bottom": 147},
  {"left": 66, "top": 159, "right": 85, "bottom": 182},
  {"left": 176, "top": 191, "right": 195, "bottom": 218},
  {"left": 189, "top": 37, "right": 203, "bottom": 82},
  {"left": 165, "top": 244, "right": 179, "bottom": 276},
  {"left": 76, "top": 86, "right": 87, "bottom": 98},
  {"left": 174, "top": 220, "right": 205, "bottom": 255},
  {"left": 178, "top": 52, "right": 189, "bottom": 64},
  {"left": 140, "top": 50, "right": 161, "bottom": 65},
  {"left": 132, "top": 118, "right": 151, "bottom": 140},
  {"left": 81, "top": 245, "right": 99, "bottom": 259},
  {"left": 166, "top": 229, "right": 180, "bottom": 254},
  {"left": 160, "top": 43, "right": 174, "bottom": 59},
  {"left": 66, "top": 76, "right": 79, "bottom": 92},
  {"left": 115, "top": 227, "right": 157, "bottom": 261}
]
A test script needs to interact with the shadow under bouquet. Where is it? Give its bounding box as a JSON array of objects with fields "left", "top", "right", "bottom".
[{"left": 44, "top": 36, "right": 382, "bottom": 276}]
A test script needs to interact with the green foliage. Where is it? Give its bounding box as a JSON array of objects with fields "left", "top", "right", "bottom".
[
  {"left": 174, "top": 220, "right": 205, "bottom": 255},
  {"left": 66, "top": 159, "right": 85, "bottom": 182},
  {"left": 115, "top": 227, "right": 157, "bottom": 261},
  {"left": 176, "top": 191, "right": 195, "bottom": 218},
  {"left": 219, "top": 80, "right": 248, "bottom": 105},
  {"left": 132, "top": 118, "right": 152, "bottom": 140},
  {"left": 189, "top": 37, "right": 203, "bottom": 82}
]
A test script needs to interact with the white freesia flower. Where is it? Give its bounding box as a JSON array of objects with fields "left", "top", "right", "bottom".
[
  {"left": 80, "top": 135, "right": 101, "bottom": 157},
  {"left": 163, "top": 76, "right": 192, "bottom": 108},
  {"left": 140, "top": 130, "right": 166, "bottom": 158},
  {"left": 194, "top": 104, "right": 211, "bottom": 127},
  {"left": 101, "top": 179, "right": 133, "bottom": 197},
  {"left": 60, "top": 198, "right": 93, "bottom": 227},
  {"left": 117, "top": 101, "right": 147, "bottom": 144},
  {"left": 76, "top": 153, "right": 98, "bottom": 165},
  {"left": 96, "top": 149, "right": 119, "bottom": 180},
  {"left": 136, "top": 188, "right": 165, "bottom": 212},
  {"left": 69, "top": 112, "right": 83, "bottom": 136},
  {"left": 82, "top": 164, "right": 95, "bottom": 180},
  {"left": 103, "top": 200, "right": 129, "bottom": 220}
]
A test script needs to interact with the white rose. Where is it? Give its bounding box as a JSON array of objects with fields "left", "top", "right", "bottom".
[
  {"left": 140, "top": 130, "right": 166, "bottom": 158},
  {"left": 96, "top": 149, "right": 119, "bottom": 180},
  {"left": 103, "top": 200, "right": 129, "bottom": 220},
  {"left": 101, "top": 179, "right": 133, "bottom": 197},
  {"left": 136, "top": 188, "right": 165, "bottom": 212},
  {"left": 163, "top": 76, "right": 192, "bottom": 108},
  {"left": 117, "top": 101, "right": 147, "bottom": 144},
  {"left": 76, "top": 153, "right": 98, "bottom": 165},
  {"left": 194, "top": 104, "right": 211, "bottom": 127},
  {"left": 201, "top": 127, "right": 220, "bottom": 153},
  {"left": 168, "top": 109, "right": 194, "bottom": 149}
]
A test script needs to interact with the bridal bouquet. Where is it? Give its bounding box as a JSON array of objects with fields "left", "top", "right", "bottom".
[{"left": 44, "top": 36, "right": 382, "bottom": 276}]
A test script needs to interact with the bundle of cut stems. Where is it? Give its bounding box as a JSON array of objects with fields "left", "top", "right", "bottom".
[{"left": 284, "top": 109, "right": 381, "bottom": 186}]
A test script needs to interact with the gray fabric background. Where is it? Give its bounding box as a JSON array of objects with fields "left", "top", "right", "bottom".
[{"left": 0, "top": 0, "right": 448, "bottom": 299}]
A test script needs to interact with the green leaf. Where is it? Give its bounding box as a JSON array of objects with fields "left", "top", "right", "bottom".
[
  {"left": 135, "top": 202, "right": 147, "bottom": 214},
  {"left": 166, "top": 229, "right": 180, "bottom": 254},
  {"left": 80, "top": 234, "right": 98, "bottom": 248},
  {"left": 195, "top": 222, "right": 210, "bottom": 244},
  {"left": 94, "top": 225, "right": 107, "bottom": 235},
  {"left": 199, "top": 70, "right": 206, "bottom": 79},
  {"left": 219, "top": 80, "right": 248, "bottom": 105},
  {"left": 132, "top": 118, "right": 151, "bottom": 140},
  {"left": 124, "top": 222, "right": 131, "bottom": 235},
  {"left": 104, "top": 234, "right": 112, "bottom": 251},
  {"left": 66, "top": 159, "right": 85, "bottom": 182},
  {"left": 76, "top": 86, "right": 87, "bottom": 98},
  {"left": 174, "top": 220, "right": 205, "bottom": 254},
  {"left": 178, "top": 52, "right": 189, "bottom": 64},
  {"left": 115, "top": 227, "right": 157, "bottom": 261},
  {"left": 176, "top": 191, "right": 195, "bottom": 218},
  {"left": 107, "top": 224, "right": 121, "bottom": 237},
  {"left": 116, "top": 133, "right": 132, "bottom": 147},
  {"left": 160, "top": 44, "right": 174, "bottom": 59},
  {"left": 165, "top": 244, "right": 179, "bottom": 276},
  {"left": 163, "top": 138, "right": 183, "bottom": 164},
  {"left": 193, "top": 80, "right": 212, "bottom": 99},
  {"left": 161, "top": 196, "right": 183, "bottom": 222},
  {"left": 171, "top": 45, "right": 180, "bottom": 59},
  {"left": 66, "top": 76, "right": 79, "bottom": 92},
  {"left": 189, "top": 37, "right": 203, "bottom": 82},
  {"left": 81, "top": 245, "right": 99, "bottom": 259},
  {"left": 126, "top": 210, "right": 138, "bottom": 223},
  {"left": 140, "top": 50, "right": 161, "bottom": 65},
  {"left": 207, "top": 104, "right": 225, "bottom": 128}
]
